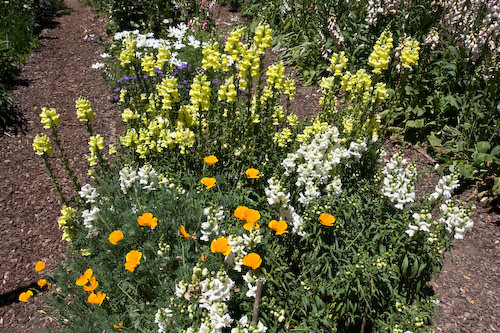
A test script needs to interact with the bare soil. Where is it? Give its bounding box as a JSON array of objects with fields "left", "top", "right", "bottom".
[{"left": 0, "top": 1, "right": 498, "bottom": 332}]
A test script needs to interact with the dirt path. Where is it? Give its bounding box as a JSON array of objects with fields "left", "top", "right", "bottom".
[
  {"left": 0, "top": 1, "right": 498, "bottom": 332},
  {"left": 0, "top": 0, "right": 121, "bottom": 331}
]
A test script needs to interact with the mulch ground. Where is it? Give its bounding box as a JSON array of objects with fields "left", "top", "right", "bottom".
[{"left": 0, "top": 1, "right": 498, "bottom": 332}]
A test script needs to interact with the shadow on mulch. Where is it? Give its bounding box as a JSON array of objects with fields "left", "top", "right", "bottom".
[
  {"left": 0, "top": 282, "right": 41, "bottom": 307},
  {"left": 0, "top": 104, "right": 28, "bottom": 137}
]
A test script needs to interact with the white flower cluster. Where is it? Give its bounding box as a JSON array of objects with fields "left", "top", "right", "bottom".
[
  {"left": 79, "top": 183, "right": 99, "bottom": 204},
  {"left": 283, "top": 125, "right": 365, "bottom": 206},
  {"left": 79, "top": 184, "right": 101, "bottom": 236},
  {"left": 438, "top": 201, "right": 474, "bottom": 239},
  {"left": 231, "top": 315, "right": 267, "bottom": 333},
  {"left": 119, "top": 164, "right": 158, "bottom": 194},
  {"left": 226, "top": 230, "right": 262, "bottom": 272},
  {"left": 81, "top": 206, "right": 100, "bottom": 236},
  {"left": 91, "top": 62, "right": 104, "bottom": 70},
  {"left": 443, "top": 0, "right": 499, "bottom": 63},
  {"left": 114, "top": 23, "right": 203, "bottom": 67},
  {"left": 381, "top": 153, "right": 417, "bottom": 210},
  {"left": 200, "top": 206, "right": 225, "bottom": 242},
  {"left": 405, "top": 210, "right": 432, "bottom": 237},
  {"left": 243, "top": 272, "right": 266, "bottom": 298},
  {"left": 429, "top": 173, "right": 460, "bottom": 202},
  {"left": 265, "top": 177, "right": 305, "bottom": 236}
]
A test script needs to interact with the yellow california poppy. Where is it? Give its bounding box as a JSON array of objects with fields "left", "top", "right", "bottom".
[
  {"left": 18, "top": 290, "right": 33, "bottom": 302},
  {"left": 245, "top": 168, "right": 260, "bottom": 178}
]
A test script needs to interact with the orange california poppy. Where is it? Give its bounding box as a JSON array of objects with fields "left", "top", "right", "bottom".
[
  {"left": 37, "top": 279, "right": 47, "bottom": 288},
  {"left": 75, "top": 268, "right": 93, "bottom": 286},
  {"left": 125, "top": 250, "right": 142, "bottom": 272},
  {"left": 268, "top": 219, "right": 288, "bottom": 235},
  {"left": 19, "top": 290, "right": 33, "bottom": 302},
  {"left": 180, "top": 225, "right": 194, "bottom": 238},
  {"left": 108, "top": 230, "right": 124, "bottom": 245},
  {"left": 200, "top": 177, "right": 216, "bottom": 189},
  {"left": 204, "top": 155, "right": 218, "bottom": 166},
  {"left": 210, "top": 238, "right": 232, "bottom": 256},
  {"left": 245, "top": 168, "right": 260, "bottom": 179},
  {"left": 88, "top": 291, "right": 106, "bottom": 306},
  {"left": 319, "top": 213, "right": 335, "bottom": 227},
  {"left": 35, "top": 261, "right": 45, "bottom": 272},
  {"left": 137, "top": 212, "right": 158, "bottom": 228},
  {"left": 82, "top": 276, "right": 99, "bottom": 292},
  {"left": 242, "top": 253, "right": 262, "bottom": 269},
  {"left": 234, "top": 206, "right": 249, "bottom": 220}
]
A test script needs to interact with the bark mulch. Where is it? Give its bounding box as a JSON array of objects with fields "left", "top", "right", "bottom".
[
  {"left": 0, "top": 1, "right": 498, "bottom": 332},
  {"left": 0, "top": 0, "right": 121, "bottom": 331}
]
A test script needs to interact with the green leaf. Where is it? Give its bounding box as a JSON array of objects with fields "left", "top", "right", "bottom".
[
  {"left": 474, "top": 152, "right": 494, "bottom": 165},
  {"left": 490, "top": 146, "right": 500, "bottom": 156},
  {"left": 402, "top": 255, "right": 409, "bottom": 275},
  {"left": 428, "top": 132, "right": 442, "bottom": 147},
  {"left": 477, "top": 141, "right": 491, "bottom": 153},
  {"left": 406, "top": 119, "right": 425, "bottom": 128}
]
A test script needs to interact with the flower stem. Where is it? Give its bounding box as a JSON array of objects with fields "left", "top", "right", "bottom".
[
  {"left": 50, "top": 124, "right": 81, "bottom": 192},
  {"left": 42, "top": 155, "right": 67, "bottom": 205}
]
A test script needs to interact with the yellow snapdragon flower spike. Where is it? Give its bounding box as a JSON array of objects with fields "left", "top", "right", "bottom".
[
  {"left": 39, "top": 107, "right": 60, "bottom": 129},
  {"left": 156, "top": 44, "right": 172, "bottom": 72},
  {"left": 368, "top": 30, "right": 393, "bottom": 74},
  {"left": 401, "top": 38, "right": 420, "bottom": 69},
  {"left": 328, "top": 51, "right": 349, "bottom": 76},
  {"left": 224, "top": 27, "right": 245, "bottom": 59},
  {"left": 141, "top": 53, "right": 156, "bottom": 76},
  {"left": 33, "top": 133, "right": 53, "bottom": 156},
  {"left": 201, "top": 41, "right": 222, "bottom": 72},
  {"left": 119, "top": 34, "right": 137, "bottom": 67},
  {"left": 253, "top": 22, "right": 272, "bottom": 54},
  {"left": 75, "top": 96, "right": 95, "bottom": 122},
  {"left": 89, "top": 134, "right": 104, "bottom": 152}
]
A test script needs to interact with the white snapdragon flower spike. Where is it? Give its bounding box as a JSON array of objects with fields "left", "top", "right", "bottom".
[
  {"left": 243, "top": 272, "right": 265, "bottom": 298},
  {"left": 200, "top": 206, "right": 224, "bottom": 241},
  {"left": 405, "top": 210, "right": 432, "bottom": 237},
  {"left": 282, "top": 125, "right": 357, "bottom": 205},
  {"left": 119, "top": 166, "right": 139, "bottom": 194},
  {"left": 81, "top": 206, "right": 100, "bottom": 236},
  {"left": 226, "top": 235, "right": 246, "bottom": 272},
  {"left": 155, "top": 308, "right": 173, "bottom": 333},
  {"left": 429, "top": 173, "right": 460, "bottom": 202},
  {"left": 100, "top": 52, "right": 111, "bottom": 58},
  {"left": 138, "top": 164, "right": 158, "bottom": 190},
  {"left": 439, "top": 201, "right": 474, "bottom": 239},
  {"left": 79, "top": 183, "right": 99, "bottom": 204},
  {"left": 381, "top": 153, "right": 417, "bottom": 210}
]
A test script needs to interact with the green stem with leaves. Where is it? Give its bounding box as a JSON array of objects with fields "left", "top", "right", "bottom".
[
  {"left": 42, "top": 154, "right": 67, "bottom": 205},
  {"left": 50, "top": 123, "right": 81, "bottom": 193}
]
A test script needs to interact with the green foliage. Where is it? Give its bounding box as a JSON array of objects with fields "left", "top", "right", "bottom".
[{"left": 0, "top": 0, "right": 64, "bottom": 124}]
